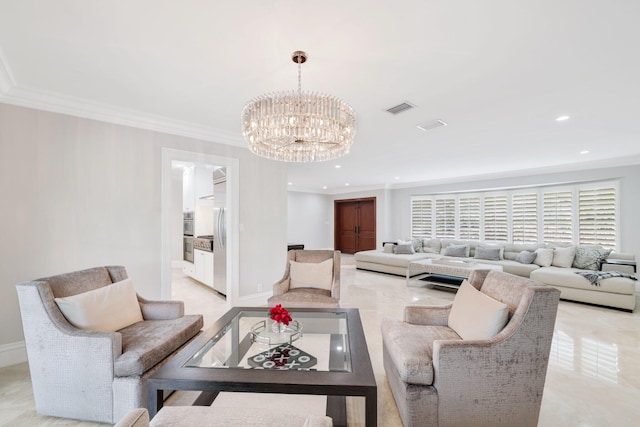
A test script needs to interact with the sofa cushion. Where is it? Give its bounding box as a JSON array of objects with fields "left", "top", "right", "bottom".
[
  {"left": 573, "top": 246, "right": 612, "bottom": 270},
  {"left": 448, "top": 280, "right": 509, "bottom": 340},
  {"left": 552, "top": 246, "right": 577, "bottom": 268},
  {"left": 394, "top": 243, "right": 415, "bottom": 254},
  {"left": 476, "top": 259, "right": 540, "bottom": 277},
  {"left": 54, "top": 278, "right": 143, "bottom": 332},
  {"left": 115, "top": 314, "right": 203, "bottom": 376},
  {"left": 443, "top": 245, "right": 468, "bottom": 257},
  {"left": 149, "top": 406, "right": 333, "bottom": 427},
  {"left": 422, "top": 238, "right": 442, "bottom": 253},
  {"left": 534, "top": 248, "right": 554, "bottom": 267},
  {"left": 474, "top": 247, "right": 501, "bottom": 261},
  {"left": 269, "top": 288, "right": 338, "bottom": 308},
  {"left": 530, "top": 267, "right": 636, "bottom": 295},
  {"left": 381, "top": 318, "right": 460, "bottom": 386},
  {"left": 354, "top": 250, "right": 429, "bottom": 267},
  {"left": 383, "top": 243, "right": 394, "bottom": 253},
  {"left": 290, "top": 259, "right": 333, "bottom": 291},
  {"left": 515, "top": 250, "right": 537, "bottom": 264},
  {"left": 503, "top": 243, "right": 547, "bottom": 261}
]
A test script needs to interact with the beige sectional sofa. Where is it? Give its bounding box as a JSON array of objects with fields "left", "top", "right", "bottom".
[{"left": 354, "top": 239, "right": 637, "bottom": 311}]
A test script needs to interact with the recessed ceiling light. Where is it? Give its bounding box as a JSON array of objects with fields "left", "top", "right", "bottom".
[
  {"left": 335, "top": 165, "right": 341, "bottom": 169},
  {"left": 555, "top": 115, "right": 570, "bottom": 122},
  {"left": 580, "top": 150, "right": 590, "bottom": 154},
  {"left": 287, "top": 182, "right": 293, "bottom": 186},
  {"left": 322, "top": 186, "right": 327, "bottom": 189},
  {"left": 345, "top": 183, "right": 350, "bottom": 186},
  {"left": 395, "top": 176, "right": 400, "bottom": 180}
]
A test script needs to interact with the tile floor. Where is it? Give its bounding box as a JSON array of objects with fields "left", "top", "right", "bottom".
[{"left": 1, "top": 256, "right": 640, "bottom": 426}]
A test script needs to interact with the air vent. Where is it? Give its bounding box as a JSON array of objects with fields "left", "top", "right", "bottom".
[
  {"left": 385, "top": 102, "right": 415, "bottom": 114},
  {"left": 416, "top": 119, "right": 447, "bottom": 132}
]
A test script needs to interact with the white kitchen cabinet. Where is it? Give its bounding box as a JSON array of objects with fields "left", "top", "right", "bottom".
[
  {"left": 195, "top": 167, "right": 214, "bottom": 201},
  {"left": 183, "top": 260, "right": 195, "bottom": 277},
  {"left": 193, "top": 249, "right": 214, "bottom": 288}
]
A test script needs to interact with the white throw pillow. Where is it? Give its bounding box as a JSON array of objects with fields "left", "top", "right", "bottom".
[
  {"left": 533, "top": 248, "right": 554, "bottom": 267},
  {"left": 448, "top": 280, "right": 509, "bottom": 340},
  {"left": 383, "top": 243, "right": 395, "bottom": 254},
  {"left": 552, "top": 246, "right": 577, "bottom": 268},
  {"left": 289, "top": 258, "right": 334, "bottom": 291},
  {"left": 54, "top": 278, "right": 143, "bottom": 332}
]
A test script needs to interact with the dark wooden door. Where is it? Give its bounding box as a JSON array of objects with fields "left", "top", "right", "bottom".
[{"left": 334, "top": 198, "right": 376, "bottom": 254}]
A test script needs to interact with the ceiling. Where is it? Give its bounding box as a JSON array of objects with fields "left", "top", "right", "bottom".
[{"left": 1, "top": 0, "right": 639, "bottom": 193}]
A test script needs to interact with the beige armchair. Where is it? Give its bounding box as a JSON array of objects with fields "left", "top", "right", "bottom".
[
  {"left": 16, "top": 266, "right": 203, "bottom": 423},
  {"left": 268, "top": 250, "right": 341, "bottom": 308},
  {"left": 381, "top": 270, "right": 561, "bottom": 427}
]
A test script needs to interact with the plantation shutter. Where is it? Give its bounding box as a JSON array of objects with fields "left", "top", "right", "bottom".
[
  {"left": 459, "top": 197, "right": 480, "bottom": 240},
  {"left": 543, "top": 191, "right": 573, "bottom": 244},
  {"left": 483, "top": 195, "right": 508, "bottom": 242},
  {"left": 579, "top": 187, "right": 616, "bottom": 249},
  {"left": 411, "top": 197, "right": 433, "bottom": 238},
  {"left": 512, "top": 193, "right": 538, "bottom": 243},
  {"left": 435, "top": 198, "right": 456, "bottom": 239}
]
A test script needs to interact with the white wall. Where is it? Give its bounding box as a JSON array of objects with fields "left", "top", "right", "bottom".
[
  {"left": 287, "top": 192, "right": 333, "bottom": 249},
  {"left": 0, "top": 103, "right": 288, "bottom": 351},
  {"left": 390, "top": 165, "right": 640, "bottom": 257}
]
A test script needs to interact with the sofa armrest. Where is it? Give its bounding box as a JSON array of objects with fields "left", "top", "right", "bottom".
[
  {"left": 404, "top": 304, "right": 452, "bottom": 326},
  {"left": 114, "top": 408, "right": 150, "bottom": 427},
  {"left": 137, "top": 295, "right": 184, "bottom": 320},
  {"left": 272, "top": 277, "right": 290, "bottom": 296}
]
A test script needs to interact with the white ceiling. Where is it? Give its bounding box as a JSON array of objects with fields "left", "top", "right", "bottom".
[{"left": 1, "top": 0, "right": 639, "bottom": 193}]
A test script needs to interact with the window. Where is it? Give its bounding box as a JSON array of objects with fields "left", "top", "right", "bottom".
[
  {"left": 435, "top": 198, "right": 456, "bottom": 239},
  {"left": 459, "top": 197, "right": 480, "bottom": 240},
  {"left": 411, "top": 197, "right": 433, "bottom": 238},
  {"left": 579, "top": 187, "right": 616, "bottom": 249},
  {"left": 512, "top": 193, "right": 538, "bottom": 243},
  {"left": 543, "top": 191, "right": 573, "bottom": 244},
  {"left": 409, "top": 181, "right": 618, "bottom": 249},
  {"left": 483, "top": 195, "right": 508, "bottom": 242}
]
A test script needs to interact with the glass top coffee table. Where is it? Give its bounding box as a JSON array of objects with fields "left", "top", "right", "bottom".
[{"left": 147, "top": 307, "right": 377, "bottom": 426}]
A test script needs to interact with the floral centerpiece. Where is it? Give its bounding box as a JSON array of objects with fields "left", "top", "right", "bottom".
[{"left": 269, "top": 304, "right": 292, "bottom": 334}]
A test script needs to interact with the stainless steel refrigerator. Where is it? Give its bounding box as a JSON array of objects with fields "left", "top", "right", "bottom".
[{"left": 213, "top": 168, "right": 227, "bottom": 296}]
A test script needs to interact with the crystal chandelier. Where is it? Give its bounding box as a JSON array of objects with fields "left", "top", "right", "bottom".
[{"left": 241, "top": 51, "right": 357, "bottom": 163}]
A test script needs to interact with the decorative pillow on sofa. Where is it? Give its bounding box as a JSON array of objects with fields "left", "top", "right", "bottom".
[
  {"left": 290, "top": 259, "right": 334, "bottom": 291},
  {"left": 533, "top": 248, "right": 554, "bottom": 267},
  {"left": 393, "top": 244, "right": 415, "bottom": 255},
  {"left": 383, "top": 243, "right": 395, "bottom": 254},
  {"left": 448, "top": 280, "right": 509, "bottom": 340},
  {"left": 552, "top": 246, "right": 577, "bottom": 268},
  {"left": 443, "top": 244, "right": 469, "bottom": 257},
  {"left": 54, "top": 278, "right": 143, "bottom": 332},
  {"left": 474, "top": 247, "right": 501, "bottom": 261},
  {"left": 572, "top": 246, "right": 612, "bottom": 270},
  {"left": 515, "top": 250, "right": 537, "bottom": 264},
  {"left": 478, "top": 243, "right": 504, "bottom": 259}
]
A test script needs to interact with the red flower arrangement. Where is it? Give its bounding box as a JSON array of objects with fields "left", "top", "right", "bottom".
[{"left": 269, "top": 304, "right": 292, "bottom": 326}]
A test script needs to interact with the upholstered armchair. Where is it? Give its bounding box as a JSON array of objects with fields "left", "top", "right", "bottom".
[
  {"left": 268, "top": 250, "right": 341, "bottom": 308},
  {"left": 381, "top": 270, "right": 561, "bottom": 427},
  {"left": 16, "top": 266, "right": 203, "bottom": 424}
]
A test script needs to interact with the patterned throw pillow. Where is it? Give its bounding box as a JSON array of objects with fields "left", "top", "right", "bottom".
[{"left": 572, "top": 247, "right": 612, "bottom": 271}]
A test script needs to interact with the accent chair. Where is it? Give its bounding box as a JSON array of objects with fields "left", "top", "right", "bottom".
[{"left": 381, "top": 270, "right": 561, "bottom": 427}]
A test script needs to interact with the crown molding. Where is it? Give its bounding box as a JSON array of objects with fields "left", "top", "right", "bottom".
[{"left": 0, "top": 84, "right": 246, "bottom": 147}]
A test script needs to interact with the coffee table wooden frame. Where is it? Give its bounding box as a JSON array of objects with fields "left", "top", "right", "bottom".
[{"left": 147, "top": 307, "right": 377, "bottom": 427}]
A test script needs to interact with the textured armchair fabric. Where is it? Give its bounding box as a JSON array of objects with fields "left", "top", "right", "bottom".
[
  {"left": 268, "top": 250, "right": 341, "bottom": 308},
  {"left": 382, "top": 270, "right": 561, "bottom": 427},
  {"left": 16, "top": 266, "right": 203, "bottom": 424}
]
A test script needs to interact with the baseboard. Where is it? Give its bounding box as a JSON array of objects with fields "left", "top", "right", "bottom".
[
  {"left": 236, "top": 291, "right": 272, "bottom": 307},
  {"left": 0, "top": 341, "right": 27, "bottom": 367}
]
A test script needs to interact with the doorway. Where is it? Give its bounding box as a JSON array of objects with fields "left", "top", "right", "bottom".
[{"left": 334, "top": 197, "right": 376, "bottom": 254}]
